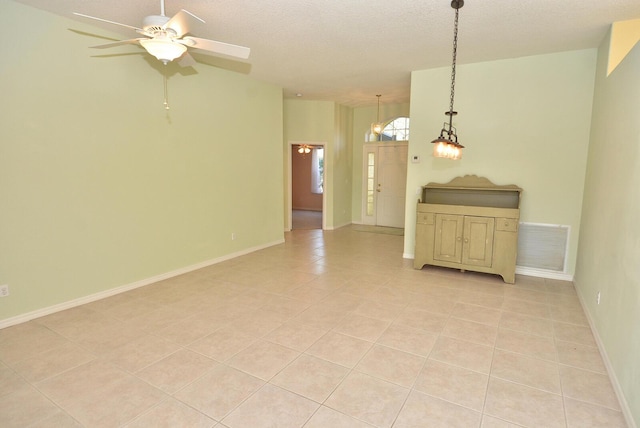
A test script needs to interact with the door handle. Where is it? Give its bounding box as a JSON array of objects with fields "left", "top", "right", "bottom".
[{"left": 377, "top": 184, "right": 381, "bottom": 192}]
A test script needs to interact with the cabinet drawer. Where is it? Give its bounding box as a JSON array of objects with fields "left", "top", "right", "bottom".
[
  {"left": 417, "top": 212, "right": 435, "bottom": 224},
  {"left": 496, "top": 218, "right": 518, "bottom": 232}
]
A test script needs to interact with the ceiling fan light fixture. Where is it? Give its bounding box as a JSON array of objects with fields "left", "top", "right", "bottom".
[
  {"left": 139, "top": 38, "right": 187, "bottom": 64},
  {"left": 297, "top": 145, "right": 311, "bottom": 154}
]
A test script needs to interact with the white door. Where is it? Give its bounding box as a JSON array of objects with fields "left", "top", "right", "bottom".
[{"left": 365, "top": 144, "right": 408, "bottom": 228}]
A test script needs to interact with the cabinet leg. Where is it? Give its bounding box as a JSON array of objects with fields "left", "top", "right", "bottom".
[{"left": 502, "top": 273, "right": 515, "bottom": 284}]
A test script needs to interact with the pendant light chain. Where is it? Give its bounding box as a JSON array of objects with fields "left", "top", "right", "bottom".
[
  {"left": 372, "top": 94, "right": 383, "bottom": 138},
  {"left": 448, "top": 6, "right": 460, "bottom": 116},
  {"left": 163, "top": 74, "right": 170, "bottom": 110}
]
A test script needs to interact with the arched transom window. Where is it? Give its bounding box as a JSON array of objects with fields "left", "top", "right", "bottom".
[
  {"left": 376, "top": 117, "right": 409, "bottom": 141},
  {"left": 381, "top": 117, "right": 410, "bottom": 141}
]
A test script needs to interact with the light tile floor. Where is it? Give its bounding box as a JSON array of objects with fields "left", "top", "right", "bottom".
[
  {"left": 0, "top": 227, "right": 629, "bottom": 427},
  {"left": 292, "top": 210, "right": 322, "bottom": 230}
]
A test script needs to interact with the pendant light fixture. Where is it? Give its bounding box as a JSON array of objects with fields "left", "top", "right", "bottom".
[
  {"left": 431, "top": 0, "right": 465, "bottom": 160},
  {"left": 372, "top": 94, "right": 383, "bottom": 138}
]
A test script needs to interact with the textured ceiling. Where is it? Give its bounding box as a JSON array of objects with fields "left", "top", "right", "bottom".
[{"left": 14, "top": 0, "right": 640, "bottom": 107}]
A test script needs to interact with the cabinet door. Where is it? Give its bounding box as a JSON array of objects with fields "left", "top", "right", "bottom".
[
  {"left": 462, "top": 216, "right": 495, "bottom": 267},
  {"left": 434, "top": 214, "right": 464, "bottom": 263}
]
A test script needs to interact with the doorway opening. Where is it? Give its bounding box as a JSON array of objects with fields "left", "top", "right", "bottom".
[{"left": 288, "top": 142, "right": 326, "bottom": 230}]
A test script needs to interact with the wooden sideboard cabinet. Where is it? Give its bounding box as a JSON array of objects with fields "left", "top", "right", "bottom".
[{"left": 414, "top": 175, "right": 522, "bottom": 284}]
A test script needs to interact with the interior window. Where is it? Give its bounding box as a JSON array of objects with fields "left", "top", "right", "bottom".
[{"left": 311, "top": 147, "right": 324, "bottom": 194}]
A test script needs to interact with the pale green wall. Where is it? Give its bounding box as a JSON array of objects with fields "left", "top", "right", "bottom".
[
  {"left": 283, "top": 100, "right": 336, "bottom": 142},
  {"left": 405, "top": 50, "right": 597, "bottom": 275},
  {"left": 575, "top": 33, "right": 640, "bottom": 426},
  {"left": 333, "top": 104, "right": 354, "bottom": 228},
  {"left": 351, "top": 103, "right": 410, "bottom": 223},
  {"left": 283, "top": 99, "right": 353, "bottom": 229},
  {"left": 0, "top": 1, "right": 284, "bottom": 321}
]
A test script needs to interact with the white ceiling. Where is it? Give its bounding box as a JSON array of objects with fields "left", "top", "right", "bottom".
[{"left": 14, "top": 0, "right": 640, "bottom": 107}]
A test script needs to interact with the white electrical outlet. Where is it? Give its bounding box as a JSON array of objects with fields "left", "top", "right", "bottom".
[
  {"left": 597, "top": 291, "right": 601, "bottom": 305},
  {"left": 0, "top": 285, "right": 9, "bottom": 298},
  {"left": 231, "top": 232, "right": 236, "bottom": 240}
]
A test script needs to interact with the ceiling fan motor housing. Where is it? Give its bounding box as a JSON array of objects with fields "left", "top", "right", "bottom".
[{"left": 143, "top": 15, "right": 172, "bottom": 34}]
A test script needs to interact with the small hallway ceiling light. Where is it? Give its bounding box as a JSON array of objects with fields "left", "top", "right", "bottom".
[
  {"left": 372, "top": 94, "right": 383, "bottom": 137},
  {"left": 297, "top": 144, "right": 311, "bottom": 154},
  {"left": 431, "top": 0, "right": 465, "bottom": 160}
]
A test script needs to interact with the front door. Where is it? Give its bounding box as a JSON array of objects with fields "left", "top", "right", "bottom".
[{"left": 364, "top": 143, "right": 408, "bottom": 228}]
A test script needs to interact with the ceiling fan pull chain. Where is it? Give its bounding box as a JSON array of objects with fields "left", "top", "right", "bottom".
[{"left": 163, "top": 74, "right": 170, "bottom": 110}]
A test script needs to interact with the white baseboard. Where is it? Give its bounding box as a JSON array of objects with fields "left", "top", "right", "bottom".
[
  {"left": 326, "top": 221, "right": 352, "bottom": 231},
  {"left": 574, "top": 282, "right": 637, "bottom": 428},
  {"left": 402, "top": 255, "right": 574, "bottom": 282},
  {"left": 0, "top": 238, "right": 285, "bottom": 330},
  {"left": 515, "top": 266, "right": 574, "bottom": 282}
]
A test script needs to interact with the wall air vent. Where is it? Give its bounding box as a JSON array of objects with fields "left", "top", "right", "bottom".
[{"left": 517, "top": 223, "right": 570, "bottom": 273}]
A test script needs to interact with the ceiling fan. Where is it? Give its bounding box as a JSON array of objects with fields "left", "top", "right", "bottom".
[
  {"left": 73, "top": 0, "right": 250, "bottom": 109},
  {"left": 73, "top": 0, "right": 250, "bottom": 67}
]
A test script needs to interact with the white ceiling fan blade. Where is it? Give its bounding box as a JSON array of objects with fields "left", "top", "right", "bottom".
[
  {"left": 177, "top": 52, "right": 197, "bottom": 67},
  {"left": 89, "top": 39, "right": 145, "bottom": 49},
  {"left": 181, "top": 37, "right": 250, "bottom": 59},
  {"left": 73, "top": 12, "right": 142, "bottom": 32},
  {"left": 165, "top": 9, "right": 204, "bottom": 38}
]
